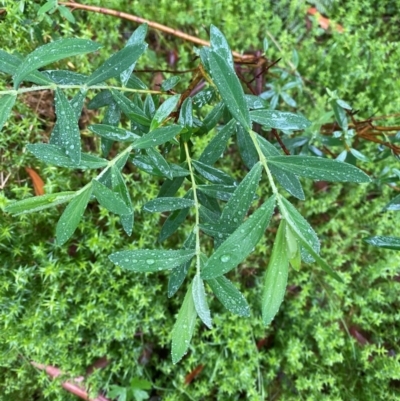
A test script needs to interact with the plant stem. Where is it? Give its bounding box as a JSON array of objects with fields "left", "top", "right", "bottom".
[{"left": 183, "top": 141, "right": 201, "bottom": 274}]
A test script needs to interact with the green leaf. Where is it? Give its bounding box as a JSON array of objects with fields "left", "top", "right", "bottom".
[
  {"left": 178, "top": 98, "right": 193, "bottom": 128},
  {"left": 0, "top": 50, "right": 53, "bottom": 85},
  {"left": 201, "top": 195, "right": 276, "bottom": 279},
  {"left": 171, "top": 283, "right": 197, "bottom": 364},
  {"left": 56, "top": 185, "right": 92, "bottom": 245},
  {"left": 198, "top": 101, "right": 225, "bottom": 134},
  {"left": 145, "top": 147, "right": 173, "bottom": 180},
  {"left": 88, "top": 124, "right": 140, "bottom": 142},
  {"left": 168, "top": 232, "right": 195, "bottom": 297},
  {"left": 111, "top": 165, "right": 134, "bottom": 236},
  {"left": 143, "top": 197, "right": 195, "bottom": 213},
  {"left": 133, "top": 125, "right": 182, "bottom": 149},
  {"left": 121, "top": 24, "right": 148, "bottom": 85},
  {"left": 27, "top": 144, "right": 108, "bottom": 169},
  {"left": 197, "top": 184, "right": 235, "bottom": 202},
  {"left": 0, "top": 94, "right": 16, "bottom": 132},
  {"left": 150, "top": 95, "right": 180, "bottom": 131},
  {"left": 219, "top": 162, "right": 262, "bottom": 231},
  {"left": 350, "top": 148, "right": 370, "bottom": 162},
  {"left": 262, "top": 220, "right": 289, "bottom": 325},
  {"left": 88, "top": 90, "right": 113, "bottom": 109},
  {"left": 58, "top": 5, "right": 76, "bottom": 23},
  {"left": 364, "top": 236, "right": 400, "bottom": 250},
  {"left": 236, "top": 124, "right": 258, "bottom": 169},
  {"left": 384, "top": 194, "right": 400, "bottom": 211},
  {"left": 207, "top": 51, "right": 251, "bottom": 130},
  {"left": 332, "top": 100, "right": 348, "bottom": 130},
  {"left": 4, "top": 192, "right": 75, "bottom": 216},
  {"left": 210, "top": 25, "right": 234, "bottom": 69},
  {"left": 192, "top": 274, "right": 212, "bottom": 328},
  {"left": 268, "top": 156, "right": 371, "bottom": 183},
  {"left": 109, "top": 249, "right": 195, "bottom": 272},
  {"left": 198, "top": 119, "right": 236, "bottom": 165},
  {"left": 42, "top": 70, "right": 87, "bottom": 84},
  {"left": 206, "top": 275, "right": 250, "bottom": 317},
  {"left": 92, "top": 179, "right": 131, "bottom": 215},
  {"left": 161, "top": 76, "right": 181, "bottom": 91},
  {"left": 86, "top": 43, "right": 146, "bottom": 86},
  {"left": 250, "top": 110, "right": 311, "bottom": 130},
  {"left": 54, "top": 88, "right": 81, "bottom": 164},
  {"left": 13, "top": 38, "right": 101, "bottom": 88},
  {"left": 111, "top": 89, "right": 151, "bottom": 126},
  {"left": 158, "top": 176, "right": 185, "bottom": 198},
  {"left": 192, "top": 160, "right": 235, "bottom": 185},
  {"left": 132, "top": 155, "right": 189, "bottom": 178}
]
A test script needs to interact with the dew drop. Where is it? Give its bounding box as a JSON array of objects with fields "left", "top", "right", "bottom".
[
  {"left": 146, "top": 259, "right": 155, "bottom": 265},
  {"left": 220, "top": 255, "right": 230, "bottom": 263}
]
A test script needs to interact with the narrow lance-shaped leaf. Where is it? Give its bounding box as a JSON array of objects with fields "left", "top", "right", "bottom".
[
  {"left": 171, "top": 283, "right": 197, "bottom": 364},
  {"left": 150, "top": 95, "right": 181, "bottom": 131},
  {"left": 146, "top": 147, "right": 173, "bottom": 180},
  {"left": 133, "top": 124, "right": 182, "bottom": 149},
  {"left": 92, "top": 179, "right": 131, "bottom": 215},
  {"left": 207, "top": 51, "right": 251, "bottom": 130},
  {"left": 363, "top": 236, "right": 400, "bottom": 251},
  {"left": 56, "top": 185, "right": 92, "bottom": 245},
  {"left": 86, "top": 43, "right": 147, "bottom": 86},
  {"left": 88, "top": 124, "right": 140, "bottom": 142},
  {"left": 111, "top": 89, "right": 151, "bottom": 126},
  {"left": 210, "top": 24, "right": 234, "bottom": 69},
  {"left": 201, "top": 195, "right": 276, "bottom": 279},
  {"left": 109, "top": 249, "right": 195, "bottom": 272},
  {"left": 4, "top": 192, "right": 76, "bottom": 216},
  {"left": 262, "top": 220, "right": 289, "bottom": 325},
  {"left": 250, "top": 110, "right": 311, "bottom": 131},
  {"left": 13, "top": 38, "right": 101, "bottom": 88},
  {"left": 192, "top": 160, "right": 236, "bottom": 185},
  {"left": 55, "top": 88, "right": 81, "bottom": 164},
  {"left": 268, "top": 156, "right": 371, "bottom": 183},
  {"left": 236, "top": 124, "right": 258, "bottom": 169},
  {"left": 206, "top": 275, "right": 250, "bottom": 317},
  {"left": 178, "top": 98, "right": 193, "bottom": 128},
  {"left": 285, "top": 224, "right": 301, "bottom": 270},
  {"left": 143, "top": 197, "right": 195, "bottom": 213},
  {"left": 192, "top": 274, "right": 212, "bottom": 328},
  {"left": 0, "top": 94, "right": 16, "bottom": 132}
]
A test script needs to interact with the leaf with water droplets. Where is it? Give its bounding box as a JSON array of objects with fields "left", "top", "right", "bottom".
[
  {"left": 13, "top": 38, "right": 101, "bottom": 89},
  {"left": 109, "top": 249, "right": 195, "bottom": 272},
  {"left": 171, "top": 283, "right": 197, "bottom": 364},
  {"left": 207, "top": 275, "right": 250, "bottom": 317},
  {"left": 250, "top": 110, "right": 311, "bottom": 131},
  {"left": 197, "top": 184, "right": 235, "bottom": 202},
  {"left": 86, "top": 43, "right": 146, "bottom": 86},
  {"left": 111, "top": 89, "right": 150, "bottom": 126},
  {"left": 262, "top": 220, "right": 289, "bottom": 325},
  {"left": 285, "top": 223, "right": 301, "bottom": 270},
  {"left": 198, "top": 119, "right": 236, "bottom": 165},
  {"left": 210, "top": 25, "right": 234, "bottom": 69},
  {"left": 178, "top": 98, "right": 193, "bottom": 128},
  {"left": 5, "top": 191, "right": 76, "bottom": 216},
  {"left": 236, "top": 124, "right": 258, "bottom": 169},
  {"left": 161, "top": 76, "right": 181, "bottom": 91},
  {"left": 363, "top": 236, "right": 400, "bottom": 251},
  {"left": 42, "top": 70, "right": 88, "bottom": 85},
  {"left": 207, "top": 51, "right": 251, "bottom": 130},
  {"left": 201, "top": 195, "right": 276, "bottom": 279},
  {"left": 0, "top": 94, "right": 16, "bottom": 132},
  {"left": 192, "top": 160, "right": 236, "bottom": 185},
  {"left": 145, "top": 147, "right": 173, "bottom": 180},
  {"left": 383, "top": 194, "right": 400, "bottom": 211},
  {"left": 88, "top": 124, "right": 140, "bottom": 142},
  {"left": 150, "top": 95, "right": 180, "bottom": 131},
  {"left": 92, "top": 179, "right": 131, "bottom": 215},
  {"left": 143, "top": 197, "right": 195, "bottom": 213},
  {"left": 56, "top": 185, "right": 92, "bottom": 245},
  {"left": 133, "top": 124, "right": 182, "bottom": 149},
  {"left": 192, "top": 274, "right": 212, "bottom": 328},
  {"left": 268, "top": 156, "right": 370, "bottom": 183},
  {"left": 132, "top": 155, "right": 189, "bottom": 178}
]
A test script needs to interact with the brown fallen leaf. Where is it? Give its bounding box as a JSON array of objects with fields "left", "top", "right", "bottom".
[
  {"left": 307, "top": 7, "right": 344, "bottom": 33},
  {"left": 25, "top": 167, "right": 45, "bottom": 196},
  {"left": 185, "top": 364, "right": 204, "bottom": 385}
]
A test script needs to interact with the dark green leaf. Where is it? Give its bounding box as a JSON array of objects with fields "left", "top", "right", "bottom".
[
  {"left": 13, "top": 38, "right": 101, "bottom": 88},
  {"left": 111, "top": 89, "right": 150, "bottom": 126},
  {"left": 250, "top": 110, "right": 311, "bottom": 130},
  {"left": 161, "top": 76, "right": 181, "bottom": 91},
  {"left": 92, "top": 179, "right": 131, "bottom": 215},
  {"left": 88, "top": 124, "right": 139, "bottom": 142},
  {"left": 133, "top": 125, "right": 182, "bottom": 149},
  {"left": 210, "top": 25, "right": 234, "bottom": 69},
  {"left": 150, "top": 95, "right": 180, "bottom": 130},
  {"left": 268, "top": 156, "right": 371, "bottom": 183},
  {"left": 364, "top": 236, "right": 400, "bottom": 250},
  {"left": 201, "top": 195, "right": 276, "bottom": 279},
  {"left": 178, "top": 98, "right": 193, "bottom": 128},
  {"left": 262, "top": 220, "right": 289, "bottom": 325},
  {"left": 192, "top": 160, "right": 235, "bottom": 185},
  {"left": 268, "top": 164, "right": 305, "bottom": 200},
  {"left": 143, "top": 197, "right": 195, "bottom": 213},
  {"left": 332, "top": 100, "right": 348, "bottom": 130},
  {"left": 109, "top": 249, "right": 195, "bottom": 272},
  {"left": 384, "top": 194, "right": 400, "bottom": 211},
  {"left": 0, "top": 94, "right": 16, "bottom": 132},
  {"left": 245, "top": 95, "right": 268, "bottom": 110},
  {"left": 197, "top": 184, "right": 235, "bottom": 201},
  {"left": 101, "top": 101, "right": 121, "bottom": 157},
  {"left": 171, "top": 283, "right": 197, "bottom": 364},
  {"left": 198, "top": 101, "right": 225, "bottom": 134},
  {"left": 208, "top": 51, "right": 251, "bottom": 130},
  {"left": 27, "top": 144, "right": 108, "bottom": 169},
  {"left": 192, "top": 86, "right": 215, "bottom": 109},
  {"left": 236, "top": 124, "right": 258, "bottom": 169},
  {"left": 198, "top": 119, "right": 236, "bottom": 165},
  {"left": 206, "top": 275, "right": 250, "bottom": 316},
  {"left": 158, "top": 176, "right": 185, "bottom": 198},
  {"left": 86, "top": 43, "right": 146, "bottom": 86},
  {"left": 5, "top": 192, "right": 75, "bottom": 216},
  {"left": 56, "top": 185, "right": 92, "bottom": 245},
  {"left": 192, "top": 274, "right": 212, "bottom": 328},
  {"left": 58, "top": 5, "right": 76, "bottom": 23},
  {"left": 42, "top": 70, "right": 87, "bottom": 84},
  {"left": 146, "top": 147, "right": 173, "bottom": 180},
  {"left": 132, "top": 155, "right": 189, "bottom": 178},
  {"left": 88, "top": 90, "right": 113, "bottom": 109}
]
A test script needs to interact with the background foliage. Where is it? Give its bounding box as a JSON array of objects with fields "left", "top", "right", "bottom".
[{"left": 1, "top": 0, "right": 400, "bottom": 400}]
